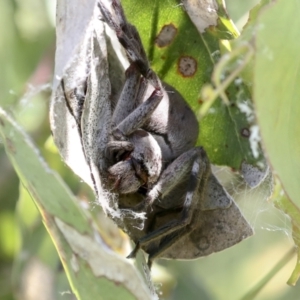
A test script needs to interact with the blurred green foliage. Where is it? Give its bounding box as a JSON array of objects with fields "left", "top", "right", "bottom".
[{"left": 1, "top": 1, "right": 300, "bottom": 300}]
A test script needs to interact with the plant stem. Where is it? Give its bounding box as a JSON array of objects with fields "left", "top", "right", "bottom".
[{"left": 240, "top": 247, "right": 296, "bottom": 300}]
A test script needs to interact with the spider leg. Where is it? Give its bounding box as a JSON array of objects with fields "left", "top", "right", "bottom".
[
  {"left": 145, "top": 147, "right": 210, "bottom": 209},
  {"left": 111, "top": 0, "right": 148, "bottom": 64},
  {"left": 111, "top": 64, "right": 146, "bottom": 126},
  {"left": 127, "top": 147, "right": 211, "bottom": 260},
  {"left": 98, "top": 0, "right": 148, "bottom": 71},
  {"left": 147, "top": 227, "right": 189, "bottom": 269},
  {"left": 106, "top": 63, "right": 162, "bottom": 160},
  {"left": 112, "top": 88, "right": 163, "bottom": 140},
  {"left": 98, "top": 0, "right": 160, "bottom": 88},
  {"left": 104, "top": 64, "right": 145, "bottom": 161},
  {"left": 108, "top": 56, "right": 163, "bottom": 141}
]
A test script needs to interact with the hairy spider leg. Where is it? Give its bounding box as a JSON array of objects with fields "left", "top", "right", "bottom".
[
  {"left": 111, "top": 64, "right": 146, "bottom": 125},
  {"left": 112, "top": 0, "right": 148, "bottom": 65},
  {"left": 98, "top": 0, "right": 160, "bottom": 88},
  {"left": 104, "top": 64, "right": 143, "bottom": 163},
  {"left": 98, "top": 0, "right": 148, "bottom": 70},
  {"left": 127, "top": 147, "right": 211, "bottom": 267},
  {"left": 109, "top": 63, "right": 163, "bottom": 140},
  {"left": 105, "top": 64, "right": 162, "bottom": 165},
  {"left": 112, "top": 88, "right": 163, "bottom": 139}
]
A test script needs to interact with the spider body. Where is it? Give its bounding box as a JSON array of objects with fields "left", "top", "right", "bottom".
[{"left": 96, "top": 0, "right": 252, "bottom": 268}]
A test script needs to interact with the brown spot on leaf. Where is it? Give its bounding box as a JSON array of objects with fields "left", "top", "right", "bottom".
[
  {"left": 155, "top": 23, "right": 177, "bottom": 48},
  {"left": 177, "top": 56, "right": 197, "bottom": 77},
  {"left": 241, "top": 128, "right": 250, "bottom": 138},
  {"left": 0, "top": 117, "right": 4, "bottom": 127}
]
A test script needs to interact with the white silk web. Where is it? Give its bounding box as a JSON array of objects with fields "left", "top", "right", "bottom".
[{"left": 213, "top": 166, "right": 292, "bottom": 239}]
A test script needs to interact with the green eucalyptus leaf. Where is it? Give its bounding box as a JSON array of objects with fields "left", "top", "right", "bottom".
[
  {"left": 254, "top": 0, "right": 300, "bottom": 216},
  {"left": 0, "top": 109, "right": 90, "bottom": 233},
  {"left": 12, "top": 185, "right": 72, "bottom": 299},
  {"left": 253, "top": 0, "right": 300, "bottom": 284},
  {"left": 0, "top": 108, "right": 155, "bottom": 300}
]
